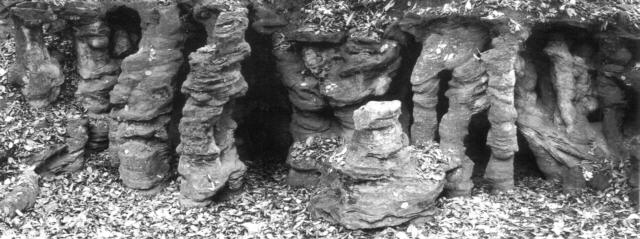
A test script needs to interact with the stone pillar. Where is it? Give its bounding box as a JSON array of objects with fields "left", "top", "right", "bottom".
[
  {"left": 409, "top": 24, "right": 488, "bottom": 144},
  {"left": 63, "top": 2, "right": 121, "bottom": 152},
  {"left": 482, "top": 34, "right": 522, "bottom": 192},
  {"left": 109, "top": 3, "right": 185, "bottom": 192},
  {"left": 439, "top": 58, "right": 488, "bottom": 196},
  {"left": 177, "top": 0, "right": 250, "bottom": 207},
  {"left": 8, "top": 2, "right": 63, "bottom": 108}
]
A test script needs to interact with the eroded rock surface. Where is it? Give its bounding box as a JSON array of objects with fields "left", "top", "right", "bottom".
[
  {"left": 309, "top": 101, "right": 449, "bottom": 229},
  {"left": 8, "top": 2, "right": 63, "bottom": 108},
  {"left": 177, "top": 0, "right": 250, "bottom": 207},
  {"left": 62, "top": 2, "right": 122, "bottom": 152},
  {"left": 109, "top": 3, "right": 185, "bottom": 191}
]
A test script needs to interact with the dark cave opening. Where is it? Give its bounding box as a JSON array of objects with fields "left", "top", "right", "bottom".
[
  {"left": 466, "top": 109, "right": 491, "bottom": 178},
  {"left": 434, "top": 70, "right": 452, "bottom": 142},
  {"left": 235, "top": 24, "right": 293, "bottom": 167},
  {"left": 105, "top": 6, "right": 142, "bottom": 59}
]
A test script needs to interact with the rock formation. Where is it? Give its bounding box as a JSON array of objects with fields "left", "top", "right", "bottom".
[
  {"left": 109, "top": 3, "right": 185, "bottom": 192},
  {"left": 481, "top": 31, "right": 527, "bottom": 192},
  {"left": 310, "top": 100, "right": 450, "bottom": 229},
  {"left": 176, "top": 0, "right": 250, "bottom": 207},
  {"left": 271, "top": 28, "right": 402, "bottom": 186},
  {"left": 62, "top": 2, "right": 122, "bottom": 152},
  {"left": 405, "top": 22, "right": 490, "bottom": 195},
  {"left": 8, "top": 2, "right": 64, "bottom": 108},
  {"left": 33, "top": 118, "right": 89, "bottom": 175}
]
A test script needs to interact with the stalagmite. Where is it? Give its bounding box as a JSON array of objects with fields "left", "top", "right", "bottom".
[
  {"left": 109, "top": 3, "right": 185, "bottom": 192},
  {"left": 177, "top": 0, "right": 250, "bottom": 207}
]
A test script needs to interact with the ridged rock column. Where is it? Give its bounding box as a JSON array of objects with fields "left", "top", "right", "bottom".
[
  {"left": 409, "top": 23, "right": 489, "bottom": 196},
  {"left": 8, "top": 2, "right": 63, "bottom": 108},
  {"left": 177, "top": 1, "right": 250, "bottom": 207},
  {"left": 63, "top": 2, "right": 121, "bottom": 152},
  {"left": 481, "top": 33, "right": 525, "bottom": 192},
  {"left": 109, "top": 4, "right": 185, "bottom": 192}
]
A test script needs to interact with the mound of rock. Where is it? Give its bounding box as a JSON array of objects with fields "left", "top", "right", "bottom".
[{"left": 309, "top": 100, "right": 450, "bottom": 229}]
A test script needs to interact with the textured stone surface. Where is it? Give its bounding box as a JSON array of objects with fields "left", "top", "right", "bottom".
[
  {"left": 177, "top": 0, "right": 250, "bottom": 207},
  {"left": 273, "top": 30, "right": 401, "bottom": 186},
  {"left": 310, "top": 101, "right": 449, "bottom": 229},
  {"left": 33, "top": 119, "right": 89, "bottom": 175},
  {"left": 408, "top": 22, "right": 488, "bottom": 145},
  {"left": 515, "top": 37, "right": 616, "bottom": 192},
  {"left": 62, "top": 2, "right": 122, "bottom": 152},
  {"left": 481, "top": 32, "right": 525, "bottom": 192},
  {"left": 8, "top": 2, "right": 63, "bottom": 108},
  {"left": 109, "top": 3, "right": 185, "bottom": 191}
]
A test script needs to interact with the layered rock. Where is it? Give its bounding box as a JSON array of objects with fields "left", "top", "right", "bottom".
[
  {"left": 406, "top": 22, "right": 489, "bottom": 196},
  {"left": 310, "top": 101, "right": 450, "bottom": 229},
  {"left": 176, "top": 0, "right": 250, "bottom": 207},
  {"left": 109, "top": 3, "right": 185, "bottom": 191},
  {"left": 62, "top": 2, "right": 121, "bottom": 152},
  {"left": 481, "top": 31, "right": 527, "bottom": 192},
  {"left": 515, "top": 36, "right": 616, "bottom": 192},
  {"left": 274, "top": 31, "right": 402, "bottom": 186},
  {"left": 33, "top": 118, "right": 89, "bottom": 175},
  {"left": 8, "top": 2, "right": 63, "bottom": 108}
]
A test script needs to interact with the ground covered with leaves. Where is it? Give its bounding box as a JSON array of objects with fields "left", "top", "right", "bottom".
[{"left": 1, "top": 3, "right": 639, "bottom": 238}]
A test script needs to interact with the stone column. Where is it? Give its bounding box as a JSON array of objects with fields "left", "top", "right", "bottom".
[
  {"left": 109, "top": 3, "right": 185, "bottom": 192},
  {"left": 439, "top": 58, "right": 488, "bottom": 196},
  {"left": 482, "top": 34, "right": 522, "bottom": 192},
  {"left": 63, "top": 2, "right": 121, "bottom": 152},
  {"left": 8, "top": 2, "right": 63, "bottom": 108},
  {"left": 177, "top": 0, "right": 250, "bottom": 207}
]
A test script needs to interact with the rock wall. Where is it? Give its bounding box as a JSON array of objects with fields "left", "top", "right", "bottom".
[
  {"left": 8, "top": 2, "right": 63, "bottom": 108},
  {"left": 109, "top": 2, "right": 185, "bottom": 191},
  {"left": 177, "top": 0, "right": 250, "bottom": 207}
]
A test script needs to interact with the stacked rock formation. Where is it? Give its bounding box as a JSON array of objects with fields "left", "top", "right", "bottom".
[
  {"left": 481, "top": 31, "right": 527, "bottom": 192},
  {"left": 109, "top": 3, "right": 185, "bottom": 192},
  {"left": 8, "top": 2, "right": 63, "bottom": 108},
  {"left": 310, "top": 100, "right": 450, "bottom": 229},
  {"left": 62, "top": 2, "right": 121, "bottom": 152},
  {"left": 177, "top": 0, "right": 250, "bottom": 207},
  {"left": 274, "top": 30, "right": 402, "bottom": 186},
  {"left": 515, "top": 35, "right": 616, "bottom": 192},
  {"left": 407, "top": 22, "right": 489, "bottom": 196}
]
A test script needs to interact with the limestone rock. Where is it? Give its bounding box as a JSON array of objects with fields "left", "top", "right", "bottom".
[
  {"left": 310, "top": 101, "right": 449, "bottom": 229},
  {"left": 8, "top": 2, "right": 64, "bottom": 108},
  {"left": 62, "top": 1, "right": 122, "bottom": 152},
  {"left": 33, "top": 119, "right": 89, "bottom": 175},
  {"left": 177, "top": 0, "right": 250, "bottom": 207},
  {"left": 109, "top": 3, "right": 185, "bottom": 192}
]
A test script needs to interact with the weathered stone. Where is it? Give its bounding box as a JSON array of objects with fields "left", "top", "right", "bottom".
[
  {"left": 310, "top": 101, "right": 449, "bottom": 229},
  {"left": 8, "top": 2, "right": 63, "bottom": 108},
  {"left": 109, "top": 3, "right": 185, "bottom": 192},
  {"left": 62, "top": 2, "right": 122, "bottom": 152},
  {"left": 482, "top": 33, "right": 525, "bottom": 192},
  {"left": 176, "top": 0, "right": 250, "bottom": 207},
  {"left": 33, "top": 119, "right": 89, "bottom": 175}
]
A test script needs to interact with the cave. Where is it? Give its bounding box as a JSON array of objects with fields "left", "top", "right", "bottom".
[{"left": 105, "top": 6, "right": 142, "bottom": 59}]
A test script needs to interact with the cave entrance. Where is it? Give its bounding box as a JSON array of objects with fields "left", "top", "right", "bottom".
[
  {"left": 105, "top": 6, "right": 142, "bottom": 59},
  {"left": 235, "top": 25, "right": 292, "bottom": 168}
]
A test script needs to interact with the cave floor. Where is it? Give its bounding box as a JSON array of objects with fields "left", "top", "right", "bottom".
[{"left": 1, "top": 151, "right": 638, "bottom": 239}]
